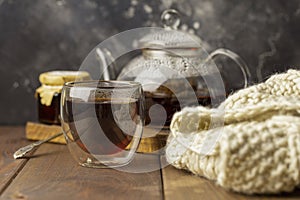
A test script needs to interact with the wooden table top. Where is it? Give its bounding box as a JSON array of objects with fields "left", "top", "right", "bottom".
[{"left": 1, "top": 126, "right": 300, "bottom": 200}]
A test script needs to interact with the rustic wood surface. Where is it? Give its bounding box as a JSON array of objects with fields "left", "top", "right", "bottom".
[
  {"left": 0, "top": 126, "right": 300, "bottom": 200},
  {"left": 162, "top": 165, "right": 300, "bottom": 200},
  {"left": 0, "top": 127, "right": 31, "bottom": 195}
]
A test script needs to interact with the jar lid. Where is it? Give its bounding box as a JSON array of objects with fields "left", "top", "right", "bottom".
[
  {"left": 37, "top": 70, "right": 91, "bottom": 106},
  {"left": 139, "top": 9, "right": 202, "bottom": 50},
  {"left": 39, "top": 71, "right": 91, "bottom": 86}
]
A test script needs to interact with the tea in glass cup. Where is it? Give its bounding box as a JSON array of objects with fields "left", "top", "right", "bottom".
[{"left": 60, "top": 81, "right": 144, "bottom": 168}]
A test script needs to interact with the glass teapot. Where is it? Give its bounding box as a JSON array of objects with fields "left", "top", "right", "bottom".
[{"left": 117, "top": 9, "right": 250, "bottom": 127}]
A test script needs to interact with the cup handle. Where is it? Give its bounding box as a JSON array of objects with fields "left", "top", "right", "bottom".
[{"left": 207, "top": 48, "right": 250, "bottom": 88}]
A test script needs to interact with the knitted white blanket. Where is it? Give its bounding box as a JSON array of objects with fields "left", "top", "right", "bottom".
[{"left": 166, "top": 69, "right": 300, "bottom": 194}]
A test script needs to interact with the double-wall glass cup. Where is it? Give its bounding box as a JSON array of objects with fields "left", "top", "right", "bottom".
[{"left": 61, "top": 80, "right": 144, "bottom": 168}]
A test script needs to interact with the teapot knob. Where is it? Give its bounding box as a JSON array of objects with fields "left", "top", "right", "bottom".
[{"left": 161, "top": 9, "right": 181, "bottom": 30}]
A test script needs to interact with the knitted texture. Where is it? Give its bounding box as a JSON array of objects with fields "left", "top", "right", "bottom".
[{"left": 166, "top": 69, "right": 300, "bottom": 194}]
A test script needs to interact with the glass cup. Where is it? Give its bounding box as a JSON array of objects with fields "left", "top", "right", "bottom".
[{"left": 60, "top": 80, "right": 144, "bottom": 168}]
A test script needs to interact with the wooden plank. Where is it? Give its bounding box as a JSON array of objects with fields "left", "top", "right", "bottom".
[
  {"left": 25, "top": 122, "right": 65, "bottom": 144},
  {"left": 26, "top": 121, "right": 169, "bottom": 153},
  {"left": 1, "top": 143, "right": 163, "bottom": 200},
  {"left": 133, "top": 127, "right": 168, "bottom": 153},
  {"left": 162, "top": 165, "right": 300, "bottom": 200},
  {"left": 0, "top": 126, "right": 31, "bottom": 194}
]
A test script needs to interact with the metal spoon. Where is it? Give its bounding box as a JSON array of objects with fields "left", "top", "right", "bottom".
[{"left": 13, "top": 132, "right": 63, "bottom": 159}]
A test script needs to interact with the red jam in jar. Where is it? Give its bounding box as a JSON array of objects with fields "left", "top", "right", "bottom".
[{"left": 36, "top": 71, "right": 91, "bottom": 125}]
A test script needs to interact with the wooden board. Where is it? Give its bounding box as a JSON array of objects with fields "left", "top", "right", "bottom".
[
  {"left": 25, "top": 121, "right": 169, "bottom": 153},
  {"left": 161, "top": 165, "right": 300, "bottom": 200},
  {"left": 1, "top": 143, "right": 163, "bottom": 200},
  {"left": 25, "top": 122, "right": 65, "bottom": 144},
  {"left": 0, "top": 127, "right": 31, "bottom": 194}
]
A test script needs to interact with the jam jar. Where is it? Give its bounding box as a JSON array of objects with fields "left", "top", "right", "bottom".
[{"left": 36, "top": 71, "right": 91, "bottom": 125}]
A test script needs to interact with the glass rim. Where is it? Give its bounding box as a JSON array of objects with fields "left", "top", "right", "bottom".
[{"left": 63, "top": 80, "right": 142, "bottom": 89}]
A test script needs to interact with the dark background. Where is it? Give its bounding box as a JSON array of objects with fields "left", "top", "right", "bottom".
[{"left": 1, "top": 0, "right": 300, "bottom": 125}]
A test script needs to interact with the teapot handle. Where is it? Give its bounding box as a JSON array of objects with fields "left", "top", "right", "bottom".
[{"left": 207, "top": 48, "right": 250, "bottom": 88}]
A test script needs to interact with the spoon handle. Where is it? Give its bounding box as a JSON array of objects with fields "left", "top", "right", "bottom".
[{"left": 13, "top": 132, "right": 63, "bottom": 159}]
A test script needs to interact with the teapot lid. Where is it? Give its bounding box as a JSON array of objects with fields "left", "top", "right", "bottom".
[{"left": 139, "top": 9, "right": 202, "bottom": 50}]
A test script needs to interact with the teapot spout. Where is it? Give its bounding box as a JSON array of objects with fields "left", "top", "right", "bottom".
[{"left": 96, "top": 48, "right": 116, "bottom": 81}]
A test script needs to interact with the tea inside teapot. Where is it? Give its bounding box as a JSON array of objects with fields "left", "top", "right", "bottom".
[
  {"left": 118, "top": 52, "right": 225, "bottom": 127},
  {"left": 143, "top": 77, "right": 212, "bottom": 126}
]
